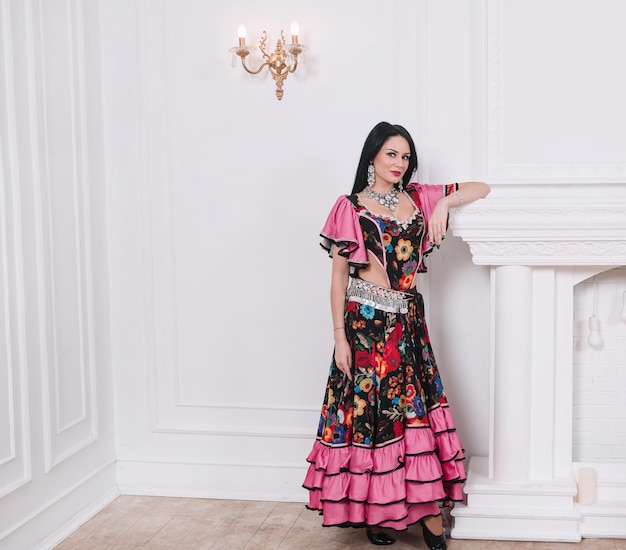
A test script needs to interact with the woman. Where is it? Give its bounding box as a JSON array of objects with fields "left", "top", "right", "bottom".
[{"left": 303, "top": 122, "right": 490, "bottom": 548}]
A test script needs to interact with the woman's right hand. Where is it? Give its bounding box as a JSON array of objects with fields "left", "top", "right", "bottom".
[
  {"left": 334, "top": 336, "right": 353, "bottom": 381},
  {"left": 329, "top": 246, "right": 352, "bottom": 381}
]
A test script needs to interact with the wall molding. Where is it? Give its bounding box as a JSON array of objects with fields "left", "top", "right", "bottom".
[
  {"left": 32, "top": 485, "right": 119, "bottom": 550},
  {"left": 0, "top": 0, "right": 32, "bottom": 498},
  {"left": 151, "top": 424, "right": 314, "bottom": 439},
  {"left": 0, "top": 0, "right": 17, "bottom": 471},
  {"left": 117, "top": 458, "right": 308, "bottom": 503},
  {"left": 467, "top": 241, "right": 626, "bottom": 266},
  {"left": 137, "top": 0, "right": 326, "bottom": 437},
  {"left": 0, "top": 460, "right": 117, "bottom": 544},
  {"left": 486, "top": 0, "right": 626, "bottom": 183},
  {"left": 28, "top": 0, "right": 98, "bottom": 473},
  {"left": 135, "top": 1, "right": 426, "bottom": 438}
]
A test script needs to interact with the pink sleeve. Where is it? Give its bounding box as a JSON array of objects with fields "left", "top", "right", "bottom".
[
  {"left": 408, "top": 182, "right": 457, "bottom": 268},
  {"left": 320, "top": 195, "right": 368, "bottom": 266}
]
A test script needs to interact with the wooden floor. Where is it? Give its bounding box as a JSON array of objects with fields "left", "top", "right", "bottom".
[{"left": 53, "top": 496, "right": 625, "bottom": 550}]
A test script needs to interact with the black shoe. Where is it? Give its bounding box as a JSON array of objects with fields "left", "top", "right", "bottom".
[
  {"left": 420, "top": 520, "right": 446, "bottom": 550},
  {"left": 366, "top": 527, "right": 396, "bottom": 545}
]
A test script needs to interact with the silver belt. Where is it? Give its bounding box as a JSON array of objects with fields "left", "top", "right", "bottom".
[{"left": 346, "top": 278, "right": 413, "bottom": 314}]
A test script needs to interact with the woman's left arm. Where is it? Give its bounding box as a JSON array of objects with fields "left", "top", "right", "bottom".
[
  {"left": 456, "top": 181, "right": 491, "bottom": 205},
  {"left": 428, "top": 181, "right": 491, "bottom": 246}
]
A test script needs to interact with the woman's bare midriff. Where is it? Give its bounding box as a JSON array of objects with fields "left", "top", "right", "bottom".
[{"left": 356, "top": 251, "right": 391, "bottom": 288}]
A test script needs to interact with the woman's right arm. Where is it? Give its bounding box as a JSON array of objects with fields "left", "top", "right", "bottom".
[{"left": 330, "top": 247, "right": 352, "bottom": 381}]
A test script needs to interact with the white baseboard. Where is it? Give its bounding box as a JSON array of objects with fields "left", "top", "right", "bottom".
[
  {"left": 452, "top": 457, "right": 581, "bottom": 542},
  {"left": 577, "top": 501, "right": 626, "bottom": 538},
  {"left": 0, "top": 461, "right": 118, "bottom": 550},
  {"left": 34, "top": 486, "right": 120, "bottom": 550},
  {"left": 452, "top": 504, "right": 582, "bottom": 542},
  {"left": 452, "top": 457, "right": 626, "bottom": 541},
  {"left": 117, "top": 458, "right": 309, "bottom": 503}
]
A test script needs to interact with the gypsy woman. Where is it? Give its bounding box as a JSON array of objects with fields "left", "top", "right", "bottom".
[{"left": 303, "top": 122, "right": 490, "bottom": 548}]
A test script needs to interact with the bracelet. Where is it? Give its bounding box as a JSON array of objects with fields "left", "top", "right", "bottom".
[
  {"left": 454, "top": 189, "right": 464, "bottom": 205},
  {"left": 333, "top": 326, "right": 345, "bottom": 331}
]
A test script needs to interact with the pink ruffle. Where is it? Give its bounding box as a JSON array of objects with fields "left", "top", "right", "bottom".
[
  {"left": 406, "top": 182, "right": 456, "bottom": 272},
  {"left": 320, "top": 195, "right": 368, "bottom": 266},
  {"left": 303, "top": 405, "right": 465, "bottom": 529}
]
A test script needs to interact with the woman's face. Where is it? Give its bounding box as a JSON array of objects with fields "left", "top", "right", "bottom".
[{"left": 372, "top": 135, "right": 411, "bottom": 187}]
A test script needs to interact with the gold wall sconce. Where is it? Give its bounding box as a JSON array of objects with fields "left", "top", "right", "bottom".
[{"left": 230, "top": 22, "right": 307, "bottom": 100}]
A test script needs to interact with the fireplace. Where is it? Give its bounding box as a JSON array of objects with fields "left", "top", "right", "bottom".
[{"left": 448, "top": 183, "right": 626, "bottom": 541}]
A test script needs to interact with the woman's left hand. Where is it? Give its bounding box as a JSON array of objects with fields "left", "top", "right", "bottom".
[{"left": 428, "top": 199, "right": 450, "bottom": 246}]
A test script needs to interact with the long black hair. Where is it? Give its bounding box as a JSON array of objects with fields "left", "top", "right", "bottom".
[{"left": 350, "top": 121, "right": 418, "bottom": 194}]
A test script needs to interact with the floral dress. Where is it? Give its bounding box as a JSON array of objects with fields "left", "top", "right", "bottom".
[{"left": 303, "top": 182, "right": 466, "bottom": 530}]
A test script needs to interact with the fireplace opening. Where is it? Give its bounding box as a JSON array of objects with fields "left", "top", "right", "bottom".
[
  {"left": 571, "top": 266, "right": 626, "bottom": 535},
  {"left": 573, "top": 266, "right": 626, "bottom": 463}
]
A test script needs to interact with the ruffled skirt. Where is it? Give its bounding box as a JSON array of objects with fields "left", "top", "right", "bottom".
[{"left": 303, "top": 285, "right": 466, "bottom": 530}]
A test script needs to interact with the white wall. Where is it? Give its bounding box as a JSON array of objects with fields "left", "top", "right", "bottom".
[
  {"left": 102, "top": 0, "right": 626, "bottom": 502},
  {"left": 2, "top": 0, "right": 626, "bottom": 546},
  {"left": 0, "top": 1, "right": 117, "bottom": 549},
  {"left": 101, "top": 0, "right": 491, "bottom": 501}
]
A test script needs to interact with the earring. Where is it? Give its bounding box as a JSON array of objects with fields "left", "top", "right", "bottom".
[
  {"left": 367, "top": 162, "right": 375, "bottom": 187},
  {"left": 397, "top": 180, "right": 403, "bottom": 191}
]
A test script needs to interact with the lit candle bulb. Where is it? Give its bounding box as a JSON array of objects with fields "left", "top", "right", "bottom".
[
  {"left": 237, "top": 24, "right": 246, "bottom": 46},
  {"left": 290, "top": 20, "right": 299, "bottom": 44}
]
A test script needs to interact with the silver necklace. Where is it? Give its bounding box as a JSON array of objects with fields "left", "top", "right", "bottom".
[{"left": 364, "top": 185, "right": 400, "bottom": 211}]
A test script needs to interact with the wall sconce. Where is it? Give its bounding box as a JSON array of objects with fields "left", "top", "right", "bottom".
[{"left": 229, "top": 21, "right": 307, "bottom": 100}]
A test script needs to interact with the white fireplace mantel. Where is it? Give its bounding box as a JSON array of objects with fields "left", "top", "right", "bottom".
[
  {"left": 451, "top": 183, "right": 626, "bottom": 267},
  {"left": 448, "top": 182, "right": 626, "bottom": 541}
]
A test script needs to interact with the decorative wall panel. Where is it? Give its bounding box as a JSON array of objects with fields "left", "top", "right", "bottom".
[
  {"left": 26, "top": 0, "right": 97, "bottom": 470},
  {"left": 0, "top": 0, "right": 31, "bottom": 499},
  {"left": 0, "top": 0, "right": 115, "bottom": 546},
  {"left": 135, "top": 0, "right": 420, "bottom": 438},
  {"left": 487, "top": 0, "right": 626, "bottom": 183}
]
